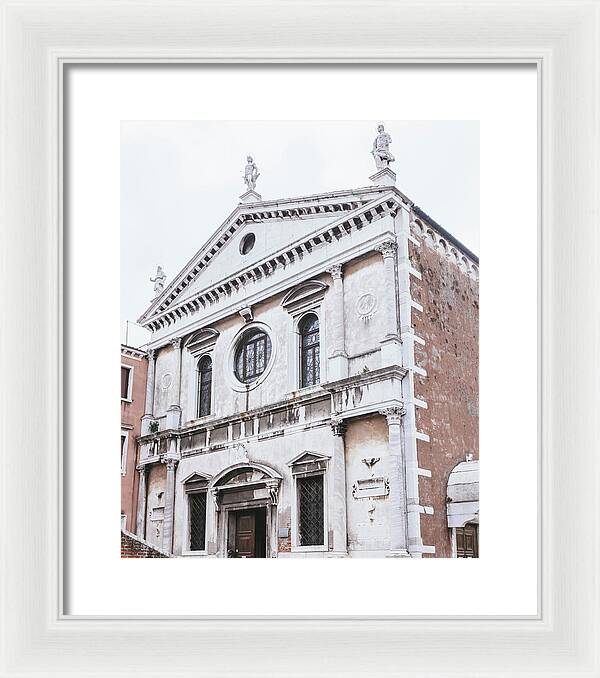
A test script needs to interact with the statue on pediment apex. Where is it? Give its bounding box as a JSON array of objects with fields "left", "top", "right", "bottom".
[
  {"left": 371, "top": 123, "right": 395, "bottom": 170},
  {"left": 244, "top": 156, "right": 260, "bottom": 191},
  {"left": 150, "top": 265, "right": 166, "bottom": 297}
]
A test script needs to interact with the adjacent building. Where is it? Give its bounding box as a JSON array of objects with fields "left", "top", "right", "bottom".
[
  {"left": 132, "top": 130, "right": 479, "bottom": 558},
  {"left": 121, "top": 344, "right": 148, "bottom": 533}
]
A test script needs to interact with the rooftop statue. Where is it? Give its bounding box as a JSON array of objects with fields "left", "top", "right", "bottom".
[
  {"left": 150, "top": 265, "right": 166, "bottom": 297},
  {"left": 244, "top": 156, "right": 260, "bottom": 191},
  {"left": 371, "top": 123, "right": 395, "bottom": 170}
]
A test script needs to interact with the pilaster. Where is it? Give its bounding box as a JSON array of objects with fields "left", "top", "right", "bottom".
[
  {"left": 161, "top": 457, "right": 178, "bottom": 554},
  {"left": 328, "top": 416, "right": 348, "bottom": 556},
  {"left": 379, "top": 406, "right": 410, "bottom": 557},
  {"left": 326, "top": 264, "right": 349, "bottom": 380},
  {"left": 135, "top": 465, "right": 147, "bottom": 539},
  {"left": 375, "top": 240, "right": 403, "bottom": 366}
]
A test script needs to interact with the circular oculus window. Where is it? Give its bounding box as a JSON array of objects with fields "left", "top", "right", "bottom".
[
  {"left": 239, "top": 232, "right": 256, "bottom": 255},
  {"left": 234, "top": 328, "right": 272, "bottom": 383}
]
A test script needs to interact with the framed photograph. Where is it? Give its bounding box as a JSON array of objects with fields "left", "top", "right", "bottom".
[{"left": 1, "top": 1, "right": 598, "bottom": 676}]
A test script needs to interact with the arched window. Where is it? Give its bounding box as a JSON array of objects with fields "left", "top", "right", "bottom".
[
  {"left": 197, "top": 355, "right": 212, "bottom": 417},
  {"left": 234, "top": 329, "right": 272, "bottom": 383},
  {"left": 299, "top": 313, "right": 320, "bottom": 388}
]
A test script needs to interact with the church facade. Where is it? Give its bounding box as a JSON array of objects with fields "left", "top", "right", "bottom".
[{"left": 133, "top": 129, "right": 479, "bottom": 558}]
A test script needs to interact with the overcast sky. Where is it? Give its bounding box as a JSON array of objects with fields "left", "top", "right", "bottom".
[{"left": 121, "top": 120, "right": 479, "bottom": 346}]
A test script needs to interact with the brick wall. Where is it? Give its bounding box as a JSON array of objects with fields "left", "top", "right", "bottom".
[
  {"left": 121, "top": 529, "right": 170, "bottom": 558},
  {"left": 409, "top": 238, "right": 479, "bottom": 557}
]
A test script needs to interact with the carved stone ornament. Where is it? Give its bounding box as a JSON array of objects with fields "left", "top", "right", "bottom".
[
  {"left": 265, "top": 479, "right": 280, "bottom": 506},
  {"left": 147, "top": 348, "right": 156, "bottom": 361},
  {"left": 160, "top": 372, "right": 173, "bottom": 390},
  {"left": 379, "top": 405, "right": 407, "bottom": 425},
  {"left": 170, "top": 337, "right": 182, "bottom": 349},
  {"left": 361, "top": 457, "right": 380, "bottom": 475}
]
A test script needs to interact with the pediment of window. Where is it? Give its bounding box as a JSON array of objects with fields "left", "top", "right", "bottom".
[
  {"left": 288, "top": 451, "right": 330, "bottom": 475},
  {"left": 185, "top": 327, "right": 219, "bottom": 356},
  {"left": 281, "top": 280, "right": 328, "bottom": 314}
]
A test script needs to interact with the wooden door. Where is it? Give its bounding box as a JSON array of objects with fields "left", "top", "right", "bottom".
[{"left": 235, "top": 511, "right": 256, "bottom": 558}]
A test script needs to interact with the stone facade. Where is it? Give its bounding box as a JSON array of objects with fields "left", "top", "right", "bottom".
[{"left": 132, "top": 172, "right": 479, "bottom": 558}]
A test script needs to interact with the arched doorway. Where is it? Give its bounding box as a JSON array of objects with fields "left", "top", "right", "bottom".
[{"left": 210, "top": 463, "right": 282, "bottom": 558}]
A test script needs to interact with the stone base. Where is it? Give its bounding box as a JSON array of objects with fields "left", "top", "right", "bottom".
[
  {"left": 386, "top": 549, "right": 411, "bottom": 558},
  {"left": 239, "top": 189, "right": 262, "bottom": 204},
  {"left": 166, "top": 404, "right": 182, "bottom": 429},
  {"left": 379, "top": 335, "right": 402, "bottom": 365},
  {"left": 328, "top": 353, "right": 349, "bottom": 381},
  {"left": 369, "top": 167, "right": 397, "bottom": 187}
]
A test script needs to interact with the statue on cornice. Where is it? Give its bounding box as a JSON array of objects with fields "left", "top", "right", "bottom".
[
  {"left": 243, "top": 156, "right": 260, "bottom": 191},
  {"left": 150, "top": 265, "right": 166, "bottom": 297},
  {"left": 371, "top": 123, "right": 395, "bottom": 170}
]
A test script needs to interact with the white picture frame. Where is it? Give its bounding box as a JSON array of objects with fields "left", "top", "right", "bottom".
[{"left": 1, "top": 1, "right": 598, "bottom": 676}]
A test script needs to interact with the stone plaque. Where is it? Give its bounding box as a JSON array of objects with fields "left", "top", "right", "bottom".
[{"left": 352, "top": 476, "right": 390, "bottom": 499}]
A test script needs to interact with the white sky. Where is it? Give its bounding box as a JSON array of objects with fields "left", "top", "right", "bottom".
[{"left": 121, "top": 120, "right": 479, "bottom": 346}]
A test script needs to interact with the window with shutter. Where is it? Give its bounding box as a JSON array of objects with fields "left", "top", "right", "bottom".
[
  {"left": 456, "top": 523, "right": 479, "bottom": 557},
  {"left": 121, "top": 366, "right": 131, "bottom": 399}
]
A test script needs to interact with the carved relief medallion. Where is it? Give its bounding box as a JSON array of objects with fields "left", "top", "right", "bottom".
[
  {"left": 161, "top": 372, "right": 173, "bottom": 390},
  {"left": 356, "top": 292, "right": 378, "bottom": 319}
]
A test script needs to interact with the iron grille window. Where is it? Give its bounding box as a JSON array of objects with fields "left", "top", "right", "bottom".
[
  {"left": 298, "top": 474, "right": 324, "bottom": 546},
  {"left": 197, "top": 355, "right": 212, "bottom": 417},
  {"left": 189, "top": 492, "right": 207, "bottom": 551},
  {"left": 299, "top": 314, "right": 320, "bottom": 388},
  {"left": 234, "top": 329, "right": 272, "bottom": 383}
]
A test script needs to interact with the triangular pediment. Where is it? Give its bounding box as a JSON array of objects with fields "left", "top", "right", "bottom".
[
  {"left": 287, "top": 451, "right": 331, "bottom": 467},
  {"left": 137, "top": 187, "right": 401, "bottom": 329}
]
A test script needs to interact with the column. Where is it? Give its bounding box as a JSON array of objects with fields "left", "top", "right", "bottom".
[
  {"left": 375, "top": 240, "right": 403, "bottom": 365},
  {"left": 141, "top": 348, "right": 156, "bottom": 435},
  {"left": 380, "top": 406, "right": 410, "bottom": 556},
  {"left": 326, "top": 264, "right": 348, "bottom": 380},
  {"left": 135, "top": 465, "right": 147, "bottom": 539},
  {"left": 329, "top": 416, "right": 348, "bottom": 556},
  {"left": 206, "top": 488, "right": 219, "bottom": 555},
  {"left": 265, "top": 479, "right": 280, "bottom": 558},
  {"left": 166, "top": 337, "right": 182, "bottom": 429},
  {"left": 161, "top": 457, "right": 178, "bottom": 554}
]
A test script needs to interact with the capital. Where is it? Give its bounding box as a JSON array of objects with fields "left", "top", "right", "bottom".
[
  {"left": 170, "top": 337, "right": 182, "bottom": 349},
  {"left": 147, "top": 348, "right": 156, "bottom": 361},
  {"left": 379, "top": 405, "right": 406, "bottom": 425},
  {"left": 164, "top": 457, "right": 178, "bottom": 472},
  {"left": 375, "top": 240, "right": 397, "bottom": 259},
  {"left": 326, "top": 263, "right": 343, "bottom": 281},
  {"left": 330, "top": 415, "right": 346, "bottom": 437}
]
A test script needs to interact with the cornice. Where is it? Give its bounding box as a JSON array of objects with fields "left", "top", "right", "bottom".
[
  {"left": 120, "top": 344, "right": 147, "bottom": 360},
  {"left": 321, "top": 364, "right": 408, "bottom": 393},
  {"left": 137, "top": 186, "right": 398, "bottom": 325},
  {"left": 145, "top": 229, "right": 397, "bottom": 350},
  {"left": 141, "top": 193, "right": 403, "bottom": 333}
]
